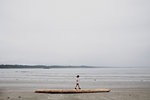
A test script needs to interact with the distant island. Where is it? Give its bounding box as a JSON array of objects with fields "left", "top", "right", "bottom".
[{"left": 0, "top": 64, "right": 96, "bottom": 69}]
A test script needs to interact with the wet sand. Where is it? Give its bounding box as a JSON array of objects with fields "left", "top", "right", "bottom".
[{"left": 0, "top": 80, "right": 150, "bottom": 100}]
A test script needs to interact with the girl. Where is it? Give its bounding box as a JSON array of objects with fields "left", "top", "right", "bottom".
[{"left": 75, "top": 75, "right": 81, "bottom": 89}]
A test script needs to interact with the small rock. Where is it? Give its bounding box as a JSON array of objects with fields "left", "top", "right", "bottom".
[
  {"left": 129, "top": 94, "right": 131, "bottom": 96},
  {"left": 18, "top": 96, "right": 21, "bottom": 98}
]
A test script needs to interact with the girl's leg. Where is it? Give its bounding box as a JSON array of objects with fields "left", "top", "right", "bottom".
[
  {"left": 78, "top": 85, "right": 81, "bottom": 89},
  {"left": 77, "top": 84, "right": 81, "bottom": 89},
  {"left": 75, "top": 84, "right": 77, "bottom": 89}
]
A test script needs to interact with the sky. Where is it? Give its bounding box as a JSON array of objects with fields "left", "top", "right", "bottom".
[{"left": 0, "top": 0, "right": 150, "bottom": 66}]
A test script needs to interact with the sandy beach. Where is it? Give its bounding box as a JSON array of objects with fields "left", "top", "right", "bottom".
[{"left": 0, "top": 80, "right": 150, "bottom": 100}]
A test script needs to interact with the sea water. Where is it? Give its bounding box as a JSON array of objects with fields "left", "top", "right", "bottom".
[{"left": 0, "top": 67, "right": 150, "bottom": 89}]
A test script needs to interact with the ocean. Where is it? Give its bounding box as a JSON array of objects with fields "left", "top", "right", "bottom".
[{"left": 0, "top": 67, "right": 150, "bottom": 89}]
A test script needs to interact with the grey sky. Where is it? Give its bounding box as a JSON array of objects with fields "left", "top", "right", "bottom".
[{"left": 0, "top": 0, "right": 150, "bottom": 66}]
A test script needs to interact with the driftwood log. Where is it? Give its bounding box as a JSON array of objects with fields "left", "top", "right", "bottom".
[{"left": 35, "top": 89, "right": 111, "bottom": 93}]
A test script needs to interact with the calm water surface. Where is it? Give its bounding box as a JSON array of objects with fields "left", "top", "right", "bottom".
[{"left": 0, "top": 67, "right": 150, "bottom": 89}]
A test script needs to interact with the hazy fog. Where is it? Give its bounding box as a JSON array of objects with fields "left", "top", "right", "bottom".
[{"left": 0, "top": 0, "right": 150, "bottom": 66}]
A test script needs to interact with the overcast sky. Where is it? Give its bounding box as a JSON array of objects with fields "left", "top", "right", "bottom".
[{"left": 0, "top": 0, "right": 150, "bottom": 66}]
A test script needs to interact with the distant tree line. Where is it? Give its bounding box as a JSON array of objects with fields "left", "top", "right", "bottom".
[{"left": 0, "top": 64, "right": 94, "bottom": 69}]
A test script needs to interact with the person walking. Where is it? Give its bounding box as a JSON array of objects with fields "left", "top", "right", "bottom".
[{"left": 75, "top": 75, "right": 81, "bottom": 89}]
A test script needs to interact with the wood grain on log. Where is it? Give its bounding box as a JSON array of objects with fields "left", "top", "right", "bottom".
[{"left": 35, "top": 89, "right": 111, "bottom": 93}]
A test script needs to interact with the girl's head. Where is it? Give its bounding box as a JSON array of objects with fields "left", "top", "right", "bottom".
[{"left": 76, "top": 75, "right": 79, "bottom": 78}]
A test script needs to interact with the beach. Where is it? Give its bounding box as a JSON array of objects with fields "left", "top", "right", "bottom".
[
  {"left": 0, "top": 67, "right": 150, "bottom": 100},
  {"left": 0, "top": 80, "right": 150, "bottom": 100}
]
